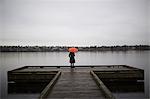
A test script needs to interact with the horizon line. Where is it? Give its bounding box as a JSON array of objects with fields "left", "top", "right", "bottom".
[{"left": 0, "top": 44, "right": 150, "bottom": 47}]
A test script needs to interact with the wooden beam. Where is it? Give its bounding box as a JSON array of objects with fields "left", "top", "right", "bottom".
[
  {"left": 39, "top": 71, "right": 61, "bottom": 99},
  {"left": 90, "top": 71, "right": 115, "bottom": 99}
]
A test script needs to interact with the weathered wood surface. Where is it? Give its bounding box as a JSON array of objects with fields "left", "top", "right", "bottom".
[
  {"left": 39, "top": 71, "right": 61, "bottom": 99},
  {"left": 47, "top": 69, "right": 106, "bottom": 99},
  {"left": 8, "top": 65, "right": 144, "bottom": 98},
  {"left": 8, "top": 71, "right": 58, "bottom": 82},
  {"left": 11, "top": 65, "right": 139, "bottom": 72},
  {"left": 90, "top": 71, "right": 115, "bottom": 99},
  {"left": 94, "top": 70, "right": 144, "bottom": 79}
]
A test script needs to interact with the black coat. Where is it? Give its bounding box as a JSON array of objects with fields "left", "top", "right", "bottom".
[{"left": 69, "top": 52, "right": 75, "bottom": 63}]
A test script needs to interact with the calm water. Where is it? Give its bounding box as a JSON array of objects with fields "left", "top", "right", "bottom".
[{"left": 0, "top": 51, "right": 149, "bottom": 99}]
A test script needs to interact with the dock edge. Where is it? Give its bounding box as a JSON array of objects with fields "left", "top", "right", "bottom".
[
  {"left": 39, "top": 71, "right": 61, "bottom": 99},
  {"left": 90, "top": 71, "right": 116, "bottom": 99}
]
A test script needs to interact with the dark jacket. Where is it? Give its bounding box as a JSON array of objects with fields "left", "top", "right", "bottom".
[{"left": 69, "top": 52, "right": 75, "bottom": 63}]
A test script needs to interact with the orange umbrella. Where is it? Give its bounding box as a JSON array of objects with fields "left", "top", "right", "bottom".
[{"left": 68, "top": 47, "right": 78, "bottom": 52}]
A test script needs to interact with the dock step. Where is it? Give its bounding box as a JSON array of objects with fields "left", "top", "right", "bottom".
[{"left": 47, "top": 70, "right": 106, "bottom": 99}]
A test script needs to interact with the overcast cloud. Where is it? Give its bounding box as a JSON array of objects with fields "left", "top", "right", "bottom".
[{"left": 0, "top": 0, "right": 149, "bottom": 46}]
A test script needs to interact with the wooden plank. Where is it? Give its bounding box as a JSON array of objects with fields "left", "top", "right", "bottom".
[
  {"left": 94, "top": 70, "right": 144, "bottom": 79},
  {"left": 47, "top": 70, "right": 107, "bottom": 99},
  {"left": 90, "top": 71, "right": 116, "bottom": 99},
  {"left": 8, "top": 71, "right": 58, "bottom": 82},
  {"left": 39, "top": 71, "right": 61, "bottom": 99},
  {"left": 9, "top": 65, "right": 139, "bottom": 72}
]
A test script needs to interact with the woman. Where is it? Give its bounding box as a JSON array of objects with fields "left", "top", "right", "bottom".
[{"left": 69, "top": 52, "right": 75, "bottom": 68}]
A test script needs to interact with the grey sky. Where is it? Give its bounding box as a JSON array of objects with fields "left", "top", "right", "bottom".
[{"left": 0, "top": 0, "right": 149, "bottom": 46}]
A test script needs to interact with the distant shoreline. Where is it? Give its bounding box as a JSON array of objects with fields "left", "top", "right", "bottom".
[{"left": 0, "top": 45, "right": 150, "bottom": 52}]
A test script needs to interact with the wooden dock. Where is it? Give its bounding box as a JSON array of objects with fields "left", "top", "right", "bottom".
[
  {"left": 47, "top": 70, "right": 106, "bottom": 99},
  {"left": 8, "top": 65, "right": 144, "bottom": 99}
]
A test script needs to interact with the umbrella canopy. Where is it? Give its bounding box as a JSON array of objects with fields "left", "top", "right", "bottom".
[{"left": 68, "top": 47, "right": 78, "bottom": 52}]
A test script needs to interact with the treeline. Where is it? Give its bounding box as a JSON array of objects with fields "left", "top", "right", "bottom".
[{"left": 0, "top": 45, "right": 150, "bottom": 52}]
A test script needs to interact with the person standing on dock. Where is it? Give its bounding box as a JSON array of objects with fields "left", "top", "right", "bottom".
[
  {"left": 68, "top": 47, "right": 78, "bottom": 68},
  {"left": 69, "top": 52, "right": 75, "bottom": 68}
]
